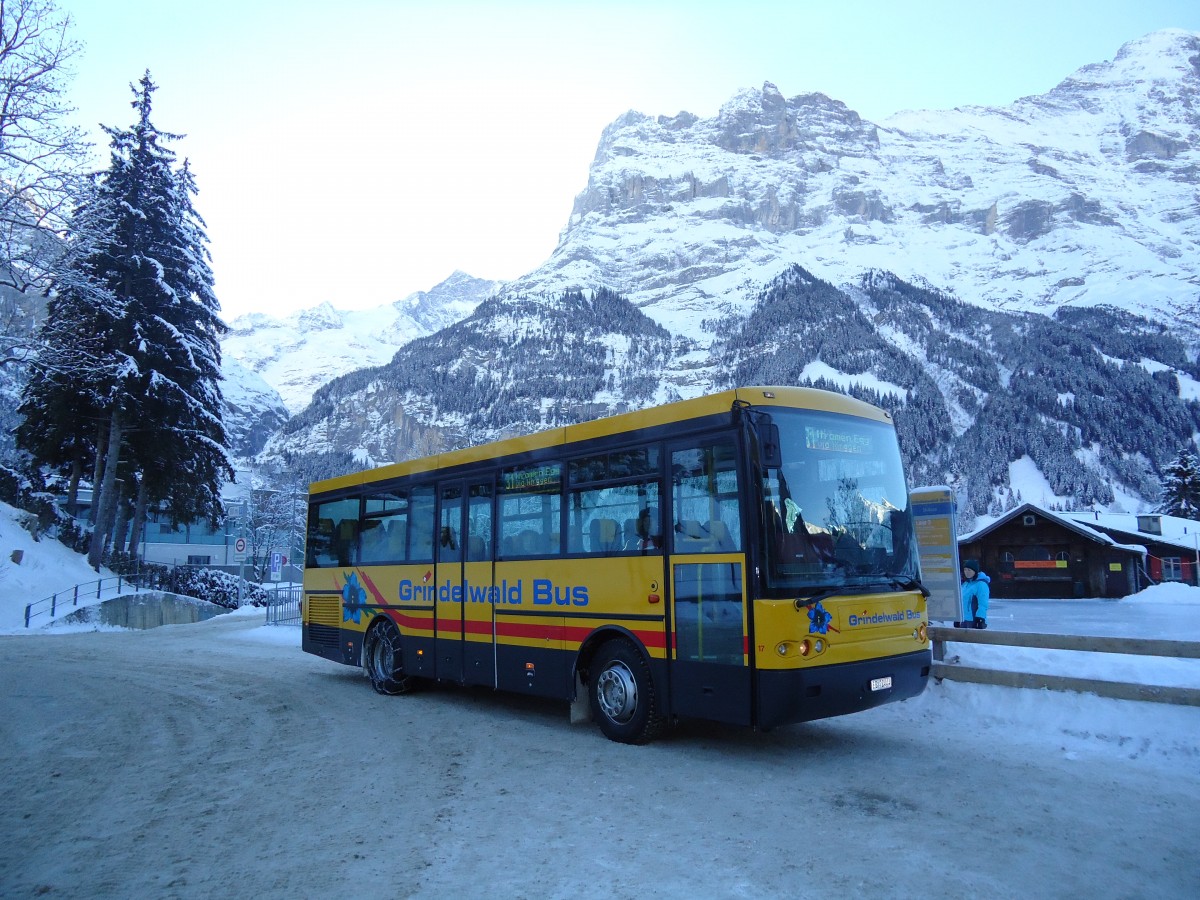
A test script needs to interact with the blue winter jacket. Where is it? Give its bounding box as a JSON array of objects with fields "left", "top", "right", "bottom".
[{"left": 961, "top": 571, "right": 991, "bottom": 622}]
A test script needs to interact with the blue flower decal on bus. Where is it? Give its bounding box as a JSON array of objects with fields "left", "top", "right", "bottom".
[
  {"left": 808, "top": 601, "right": 833, "bottom": 635},
  {"left": 342, "top": 572, "right": 367, "bottom": 623}
]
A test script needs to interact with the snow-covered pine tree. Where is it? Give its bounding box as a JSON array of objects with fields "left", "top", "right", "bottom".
[
  {"left": 93, "top": 73, "right": 231, "bottom": 565},
  {"left": 18, "top": 71, "right": 231, "bottom": 567},
  {"left": 1159, "top": 449, "right": 1200, "bottom": 518},
  {"left": 15, "top": 181, "right": 125, "bottom": 519}
]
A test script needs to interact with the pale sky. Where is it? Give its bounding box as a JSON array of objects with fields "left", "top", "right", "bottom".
[{"left": 56, "top": 0, "right": 1200, "bottom": 322}]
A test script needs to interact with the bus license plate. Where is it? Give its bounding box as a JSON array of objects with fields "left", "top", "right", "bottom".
[{"left": 870, "top": 676, "right": 892, "bottom": 692}]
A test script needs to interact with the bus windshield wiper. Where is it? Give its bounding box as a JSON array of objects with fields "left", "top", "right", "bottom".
[
  {"left": 882, "top": 573, "right": 931, "bottom": 597},
  {"left": 794, "top": 582, "right": 887, "bottom": 610},
  {"left": 794, "top": 575, "right": 928, "bottom": 611},
  {"left": 793, "top": 587, "right": 844, "bottom": 610}
]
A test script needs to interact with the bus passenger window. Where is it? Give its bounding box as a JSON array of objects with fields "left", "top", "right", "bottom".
[
  {"left": 498, "top": 463, "right": 562, "bottom": 558},
  {"left": 671, "top": 440, "right": 742, "bottom": 554},
  {"left": 409, "top": 485, "right": 436, "bottom": 562},
  {"left": 306, "top": 497, "right": 361, "bottom": 568},
  {"left": 566, "top": 446, "right": 662, "bottom": 557},
  {"left": 467, "top": 482, "right": 493, "bottom": 561}
]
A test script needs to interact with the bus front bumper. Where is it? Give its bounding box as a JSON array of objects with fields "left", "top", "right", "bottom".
[{"left": 756, "top": 648, "right": 931, "bottom": 729}]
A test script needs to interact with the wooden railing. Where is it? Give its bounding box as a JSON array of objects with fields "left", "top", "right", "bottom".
[{"left": 928, "top": 625, "right": 1200, "bottom": 707}]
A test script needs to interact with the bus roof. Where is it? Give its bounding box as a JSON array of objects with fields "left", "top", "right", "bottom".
[{"left": 308, "top": 385, "right": 892, "bottom": 495}]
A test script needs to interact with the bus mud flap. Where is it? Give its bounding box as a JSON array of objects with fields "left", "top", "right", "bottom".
[{"left": 570, "top": 671, "right": 590, "bottom": 725}]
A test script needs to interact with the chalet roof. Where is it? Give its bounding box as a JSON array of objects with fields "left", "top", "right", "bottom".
[
  {"left": 1059, "top": 510, "right": 1200, "bottom": 554},
  {"left": 959, "top": 503, "right": 1146, "bottom": 556}
]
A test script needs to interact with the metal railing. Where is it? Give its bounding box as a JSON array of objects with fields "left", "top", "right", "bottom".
[
  {"left": 930, "top": 625, "right": 1200, "bottom": 706},
  {"left": 264, "top": 584, "right": 303, "bottom": 626},
  {"left": 24, "top": 574, "right": 154, "bottom": 628},
  {"left": 24, "top": 570, "right": 278, "bottom": 628}
]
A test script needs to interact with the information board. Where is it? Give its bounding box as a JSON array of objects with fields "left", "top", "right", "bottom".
[{"left": 910, "top": 486, "right": 960, "bottom": 622}]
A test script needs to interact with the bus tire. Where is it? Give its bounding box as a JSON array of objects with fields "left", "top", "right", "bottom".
[
  {"left": 590, "top": 639, "right": 665, "bottom": 744},
  {"left": 364, "top": 618, "right": 413, "bottom": 695}
]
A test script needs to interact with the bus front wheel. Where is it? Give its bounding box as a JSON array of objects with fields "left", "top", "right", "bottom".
[
  {"left": 364, "top": 619, "right": 413, "bottom": 695},
  {"left": 590, "top": 640, "right": 664, "bottom": 744}
]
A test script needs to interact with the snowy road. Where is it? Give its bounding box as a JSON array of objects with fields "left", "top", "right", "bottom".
[{"left": 1, "top": 611, "right": 1197, "bottom": 899}]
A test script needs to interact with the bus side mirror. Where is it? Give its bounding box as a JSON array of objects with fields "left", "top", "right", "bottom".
[{"left": 758, "top": 423, "right": 782, "bottom": 468}]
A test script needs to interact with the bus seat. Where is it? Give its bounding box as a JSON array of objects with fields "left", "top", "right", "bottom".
[
  {"left": 360, "top": 522, "right": 383, "bottom": 560},
  {"left": 644, "top": 506, "right": 663, "bottom": 549},
  {"left": 623, "top": 518, "right": 638, "bottom": 549},
  {"left": 314, "top": 519, "right": 336, "bottom": 566},
  {"left": 387, "top": 521, "right": 407, "bottom": 559},
  {"left": 413, "top": 532, "right": 434, "bottom": 561},
  {"left": 708, "top": 520, "right": 735, "bottom": 551},
  {"left": 439, "top": 525, "right": 461, "bottom": 561},
  {"left": 676, "top": 519, "right": 705, "bottom": 551},
  {"left": 336, "top": 518, "right": 358, "bottom": 565},
  {"left": 468, "top": 535, "right": 486, "bottom": 560},
  {"left": 590, "top": 518, "right": 620, "bottom": 553}
]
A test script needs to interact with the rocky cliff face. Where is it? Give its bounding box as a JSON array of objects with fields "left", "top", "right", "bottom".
[{"left": 518, "top": 29, "right": 1199, "bottom": 348}]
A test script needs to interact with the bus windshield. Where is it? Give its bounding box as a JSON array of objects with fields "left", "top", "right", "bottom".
[{"left": 759, "top": 408, "right": 918, "bottom": 593}]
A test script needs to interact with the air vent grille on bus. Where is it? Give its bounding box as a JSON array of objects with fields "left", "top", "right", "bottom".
[
  {"left": 308, "top": 595, "right": 342, "bottom": 626},
  {"left": 306, "top": 623, "right": 340, "bottom": 649}
]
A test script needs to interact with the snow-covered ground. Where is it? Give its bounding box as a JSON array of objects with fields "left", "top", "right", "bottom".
[
  {"left": 0, "top": 501, "right": 119, "bottom": 632},
  {"left": 1, "top": 503, "right": 1198, "bottom": 896}
]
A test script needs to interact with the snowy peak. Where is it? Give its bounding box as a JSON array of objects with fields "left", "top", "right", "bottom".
[
  {"left": 394, "top": 270, "right": 505, "bottom": 333},
  {"left": 1056, "top": 28, "right": 1200, "bottom": 95},
  {"left": 294, "top": 301, "right": 344, "bottom": 332},
  {"left": 221, "top": 272, "right": 502, "bottom": 413},
  {"left": 712, "top": 82, "right": 877, "bottom": 157}
]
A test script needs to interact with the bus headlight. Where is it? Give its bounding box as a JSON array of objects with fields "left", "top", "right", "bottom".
[{"left": 778, "top": 639, "right": 823, "bottom": 657}]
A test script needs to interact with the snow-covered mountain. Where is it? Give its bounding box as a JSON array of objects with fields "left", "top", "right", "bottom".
[
  {"left": 221, "top": 271, "right": 502, "bottom": 413},
  {"left": 219, "top": 356, "right": 289, "bottom": 457},
  {"left": 516, "top": 28, "right": 1199, "bottom": 344},
  {"left": 255, "top": 30, "right": 1200, "bottom": 519}
]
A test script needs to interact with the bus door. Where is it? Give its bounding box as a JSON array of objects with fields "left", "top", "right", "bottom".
[
  {"left": 435, "top": 482, "right": 466, "bottom": 682},
  {"left": 667, "top": 439, "right": 753, "bottom": 726},
  {"left": 462, "top": 480, "right": 496, "bottom": 686}
]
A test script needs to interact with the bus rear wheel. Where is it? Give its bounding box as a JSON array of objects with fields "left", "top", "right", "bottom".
[
  {"left": 590, "top": 640, "right": 664, "bottom": 744},
  {"left": 364, "top": 619, "right": 413, "bottom": 695}
]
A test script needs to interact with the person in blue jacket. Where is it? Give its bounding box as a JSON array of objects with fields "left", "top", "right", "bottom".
[{"left": 956, "top": 558, "right": 990, "bottom": 629}]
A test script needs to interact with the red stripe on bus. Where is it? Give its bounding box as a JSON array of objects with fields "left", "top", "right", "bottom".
[
  {"left": 387, "top": 611, "right": 668, "bottom": 652},
  {"left": 385, "top": 610, "right": 433, "bottom": 633},
  {"left": 359, "top": 570, "right": 388, "bottom": 605}
]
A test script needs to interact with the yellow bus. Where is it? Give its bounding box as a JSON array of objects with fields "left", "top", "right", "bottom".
[{"left": 301, "top": 386, "right": 931, "bottom": 743}]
